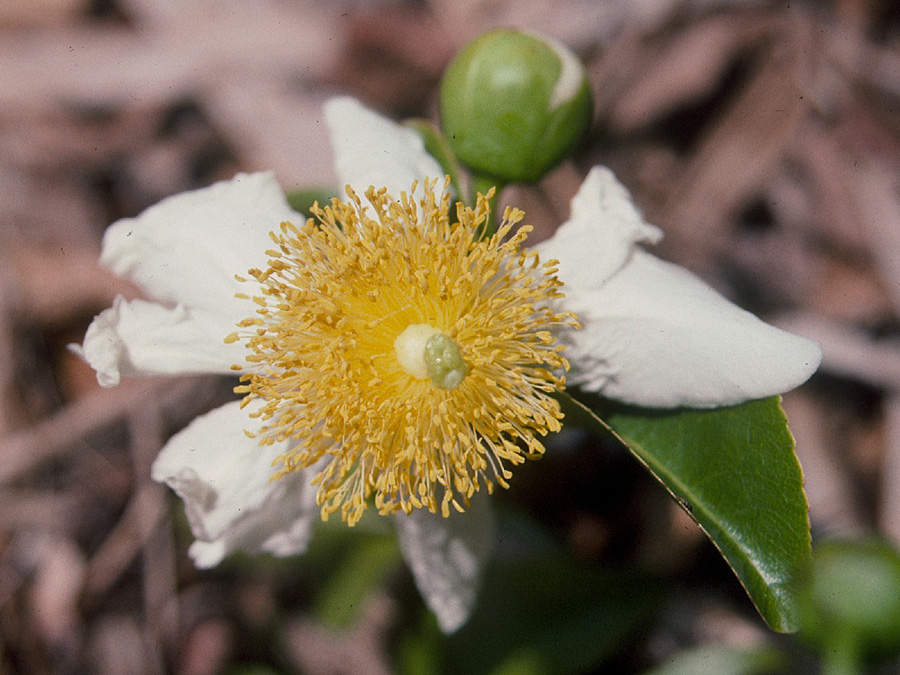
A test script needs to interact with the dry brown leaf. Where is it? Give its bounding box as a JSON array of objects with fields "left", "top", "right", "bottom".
[
  {"left": 855, "top": 163, "right": 900, "bottom": 315},
  {"left": 656, "top": 22, "right": 814, "bottom": 270},
  {"left": 610, "top": 13, "right": 778, "bottom": 133},
  {"left": 7, "top": 245, "right": 135, "bottom": 326},
  {"left": 0, "top": 0, "right": 85, "bottom": 28},
  {"left": 202, "top": 80, "right": 338, "bottom": 188},
  {"left": 281, "top": 594, "right": 395, "bottom": 675},
  {"left": 26, "top": 533, "right": 86, "bottom": 652},
  {"left": 777, "top": 313, "right": 900, "bottom": 390},
  {"left": 0, "top": 377, "right": 206, "bottom": 485},
  {"left": 0, "top": 2, "right": 341, "bottom": 112},
  {"left": 782, "top": 391, "right": 867, "bottom": 533}
]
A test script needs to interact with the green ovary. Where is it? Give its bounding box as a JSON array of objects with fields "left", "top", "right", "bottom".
[{"left": 424, "top": 333, "right": 468, "bottom": 390}]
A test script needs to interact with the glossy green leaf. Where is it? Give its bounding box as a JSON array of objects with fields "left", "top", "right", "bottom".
[{"left": 562, "top": 394, "right": 810, "bottom": 633}]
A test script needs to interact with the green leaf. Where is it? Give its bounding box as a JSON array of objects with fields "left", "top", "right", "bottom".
[
  {"left": 796, "top": 538, "right": 900, "bottom": 662},
  {"left": 488, "top": 652, "right": 548, "bottom": 675},
  {"left": 314, "top": 534, "right": 401, "bottom": 628},
  {"left": 396, "top": 613, "right": 444, "bottom": 675},
  {"left": 442, "top": 553, "right": 661, "bottom": 675},
  {"left": 561, "top": 393, "right": 810, "bottom": 633}
]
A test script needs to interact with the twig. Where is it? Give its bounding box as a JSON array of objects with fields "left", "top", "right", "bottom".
[
  {"left": 81, "top": 482, "right": 167, "bottom": 606},
  {"left": 775, "top": 314, "right": 900, "bottom": 391},
  {"left": 0, "top": 376, "right": 209, "bottom": 485}
]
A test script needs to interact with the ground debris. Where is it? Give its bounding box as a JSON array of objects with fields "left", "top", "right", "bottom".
[{"left": 1, "top": 0, "right": 899, "bottom": 672}]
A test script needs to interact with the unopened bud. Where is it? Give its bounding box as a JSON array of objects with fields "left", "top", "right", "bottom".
[{"left": 440, "top": 29, "right": 592, "bottom": 184}]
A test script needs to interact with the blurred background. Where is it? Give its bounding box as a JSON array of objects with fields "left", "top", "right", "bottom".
[{"left": 1, "top": 0, "right": 900, "bottom": 673}]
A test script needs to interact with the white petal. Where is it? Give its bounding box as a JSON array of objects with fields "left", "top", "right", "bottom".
[
  {"left": 101, "top": 171, "right": 300, "bottom": 320},
  {"left": 536, "top": 165, "right": 662, "bottom": 290},
  {"left": 324, "top": 97, "right": 444, "bottom": 199},
  {"left": 564, "top": 250, "right": 822, "bottom": 408},
  {"left": 394, "top": 493, "right": 494, "bottom": 633},
  {"left": 77, "top": 296, "right": 245, "bottom": 387},
  {"left": 151, "top": 399, "right": 319, "bottom": 567}
]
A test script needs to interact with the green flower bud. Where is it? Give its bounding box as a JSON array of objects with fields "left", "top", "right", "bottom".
[
  {"left": 440, "top": 29, "right": 592, "bottom": 184},
  {"left": 796, "top": 539, "right": 900, "bottom": 663}
]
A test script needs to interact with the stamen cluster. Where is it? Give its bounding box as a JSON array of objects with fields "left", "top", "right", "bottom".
[{"left": 230, "top": 179, "right": 576, "bottom": 525}]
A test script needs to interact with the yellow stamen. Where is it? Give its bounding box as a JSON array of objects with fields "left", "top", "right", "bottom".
[{"left": 233, "top": 177, "right": 577, "bottom": 525}]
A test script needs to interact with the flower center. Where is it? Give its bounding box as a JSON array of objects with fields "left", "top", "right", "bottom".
[
  {"left": 231, "top": 178, "right": 577, "bottom": 525},
  {"left": 394, "top": 324, "right": 469, "bottom": 390}
]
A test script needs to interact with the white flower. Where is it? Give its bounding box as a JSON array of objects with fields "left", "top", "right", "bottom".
[
  {"left": 77, "top": 96, "right": 820, "bottom": 633},
  {"left": 535, "top": 164, "right": 822, "bottom": 408}
]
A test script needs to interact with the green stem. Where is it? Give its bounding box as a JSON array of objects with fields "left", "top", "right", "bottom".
[{"left": 471, "top": 173, "right": 507, "bottom": 240}]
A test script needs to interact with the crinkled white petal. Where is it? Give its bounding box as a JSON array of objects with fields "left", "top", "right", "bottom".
[
  {"left": 324, "top": 97, "right": 445, "bottom": 200},
  {"left": 77, "top": 295, "right": 246, "bottom": 387},
  {"left": 187, "top": 467, "right": 319, "bottom": 569},
  {"left": 394, "top": 492, "right": 494, "bottom": 633},
  {"left": 536, "top": 165, "right": 662, "bottom": 290},
  {"left": 563, "top": 250, "right": 822, "bottom": 408},
  {"left": 101, "top": 171, "right": 300, "bottom": 320},
  {"left": 151, "top": 399, "right": 319, "bottom": 569}
]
